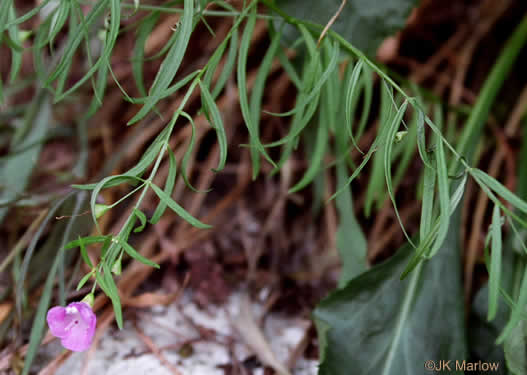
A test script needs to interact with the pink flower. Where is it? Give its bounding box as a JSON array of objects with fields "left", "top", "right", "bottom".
[{"left": 46, "top": 302, "right": 96, "bottom": 352}]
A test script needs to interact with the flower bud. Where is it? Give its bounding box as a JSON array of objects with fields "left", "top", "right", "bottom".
[
  {"left": 112, "top": 258, "right": 122, "bottom": 275},
  {"left": 81, "top": 293, "right": 95, "bottom": 308},
  {"left": 94, "top": 204, "right": 110, "bottom": 219}
]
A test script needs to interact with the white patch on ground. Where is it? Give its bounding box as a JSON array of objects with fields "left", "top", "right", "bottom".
[{"left": 48, "top": 291, "right": 318, "bottom": 375}]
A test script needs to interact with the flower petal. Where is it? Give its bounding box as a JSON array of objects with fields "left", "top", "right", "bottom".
[
  {"left": 46, "top": 306, "right": 68, "bottom": 338},
  {"left": 59, "top": 302, "right": 96, "bottom": 352},
  {"left": 60, "top": 327, "right": 94, "bottom": 352},
  {"left": 72, "top": 302, "right": 96, "bottom": 326}
]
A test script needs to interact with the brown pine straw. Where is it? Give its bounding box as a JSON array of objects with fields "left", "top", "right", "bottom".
[
  {"left": 133, "top": 322, "right": 184, "bottom": 375},
  {"left": 317, "top": 0, "right": 347, "bottom": 47}
]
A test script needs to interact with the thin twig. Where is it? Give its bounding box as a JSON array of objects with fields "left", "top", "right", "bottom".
[{"left": 317, "top": 0, "right": 347, "bottom": 47}]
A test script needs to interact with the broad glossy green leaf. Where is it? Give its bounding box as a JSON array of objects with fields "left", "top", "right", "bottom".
[
  {"left": 314, "top": 227, "right": 466, "bottom": 375},
  {"left": 276, "top": 0, "right": 417, "bottom": 57}
]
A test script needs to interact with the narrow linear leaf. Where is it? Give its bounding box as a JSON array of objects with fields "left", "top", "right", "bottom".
[
  {"left": 355, "top": 64, "right": 373, "bottom": 140},
  {"left": 7, "top": 4, "right": 23, "bottom": 83},
  {"left": 21, "top": 253, "right": 62, "bottom": 375},
  {"left": 384, "top": 101, "right": 414, "bottom": 248},
  {"left": 64, "top": 235, "right": 111, "bottom": 249},
  {"left": 344, "top": 60, "right": 364, "bottom": 152},
  {"left": 199, "top": 81, "right": 227, "bottom": 172},
  {"left": 46, "top": 0, "right": 106, "bottom": 84},
  {"left": 427, "top": 133, "right": 450, "bottom": 257},
  {"left": 419, "top": 152, "right": 436, "bottom": 241},
  {"left": 248, "top": 24, "right": 282, "bottom": 177},
  {"left": 48, "top": 1, "right": 70, "bottom": 49},
  {"left": 53, "top": 0, "right": 122, "bottom": 101},
  {"left": 150, "top": 183, "right": 212, "bottom": 229},
  {"left": 179, "top": 111, "right": 209, "bottom": 193},
  {"left": 334, "top": 111, "right": 368, "bottom": 284},
  {"left": 90, "top": 175, "right": 144, "bottom": 231},
  {"left": 415, "top": 106, "right": 434, "bottom": 168},
  {"left": 472, "top": 169, "right": 527, "bottom": 214},
  {"left": 488, "top": 205, "right": 503, "bottom": 321},
  {"left": 401, "top": 173, "right": 467, "bottom": 278},
  {"left": 150, "top": 147, "right": 177, "bottom": 224},
  {"left": 133, "top": 208, "right": 147, "bottom": 233},
  {"left": 364, "top": 82, "right": 394, "bottom": 216},
  {"left": 128, "top": 0, "right": 194, "bottom": 124},
  {"left": 119, "top": 239, "right": 160, "bottom": 269},
  {"left": 77, "top": 236, "right": 94, "bottom": 268},
  {"left": 237, "top": 4, "right": 275, "bottom": 173},
  {"left": 132, "top": 13, "right": 160, "bottom": 96},
  {"left": 265, "top": 34, "right": 339, "bottom": 119},
  {"left": 211, "top": 27, "right": 238, "bottom": 99},
  {"left": 76, "top": 272, "right": 93, "bottom": 291},
  {"left": 6, "top": 0, "right": 52, "bottom": 27},
  {"left": 289, "top": 106, "right": 328, "bottom": 193}
]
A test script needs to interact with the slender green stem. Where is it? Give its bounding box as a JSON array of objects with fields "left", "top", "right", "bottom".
[
  {"left": 120, "top": 2, "right": 277, "bottom": 19},
  {"left": 107, "top": 183, "right": 145, "bottom": 208}
]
